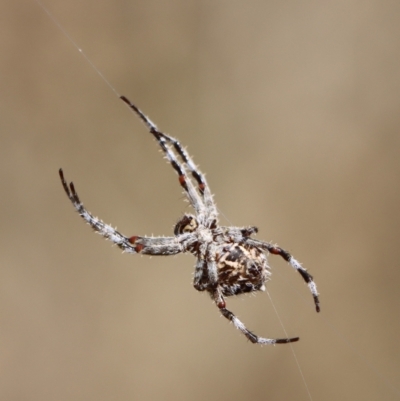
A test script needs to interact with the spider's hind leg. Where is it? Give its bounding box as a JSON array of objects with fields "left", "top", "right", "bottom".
[
  {"left": 212, "top": 289, "right": 299, "bottom": 345},
  {"left": 270, "top": 246, "right": 320, "bottom": 313},
  {"left": 244, "top": 238, "right": 320, "bottom": 313}
]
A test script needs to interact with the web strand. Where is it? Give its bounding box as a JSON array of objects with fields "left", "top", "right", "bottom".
[
  {"left": 34, "top": 0, "right": 120, "bottom": 99},
  {"left": 266, "top": 290, "right": 314, "bottom": 401}
]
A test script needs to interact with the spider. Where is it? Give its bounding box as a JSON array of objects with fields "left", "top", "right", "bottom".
[{"left": 59, "top": 95, "right": 320, "bottom": 345}]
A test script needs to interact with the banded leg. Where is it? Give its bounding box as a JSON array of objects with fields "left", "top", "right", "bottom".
[
  {"left": 193, "top": 259, "right": 207, "bottom": 291},
  {"left": 213, "top": 290, "right": 299, "bottom": 345},
  {"left": 59, "top": 169, "right": 182, "bottom": 255},
  {"left": 120, "top": 96, "right": 217, "bottom": 222},
  {"left": 206, "top": 242, "right": 218, "bottom": 285},
  {"left": 160, "top": 132, "right": 218, "bottom": 223},
  {"left": 193, "top": 244, "right": 218, "bottom": 291},
  {"left": 245, "top": 238, "right": 320, "bottom": 312},
  {"left": 222, "top": 226, "right": 259, "bottom": 243},
  {"left": 128, "top": 236, "right": 183, "bottom": 255}
]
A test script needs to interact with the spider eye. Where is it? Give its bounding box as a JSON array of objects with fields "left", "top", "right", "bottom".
[{"left": 174, "top": 215, "right": 198, "bottom": 235}]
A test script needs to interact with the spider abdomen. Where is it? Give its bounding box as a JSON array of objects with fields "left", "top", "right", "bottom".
[{"left": 216, "top": 243, "right": 270, "bottom": 297}]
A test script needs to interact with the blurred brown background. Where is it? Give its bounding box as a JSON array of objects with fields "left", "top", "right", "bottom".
[{"left": 2, "top": 1, "right": 400, "bottom": 400}]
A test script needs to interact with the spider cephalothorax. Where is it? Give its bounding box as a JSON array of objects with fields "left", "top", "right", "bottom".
[{"left": 59, "top": 95, "right": 320, "bottom": 345}]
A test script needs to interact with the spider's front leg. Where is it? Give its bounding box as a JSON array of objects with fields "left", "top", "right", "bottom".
[
  {"left": 212, "top": 289, "right": 299, "bottom": 345},
  {"left": 59, "top": 169, "right": 183, "bottom": 255}
]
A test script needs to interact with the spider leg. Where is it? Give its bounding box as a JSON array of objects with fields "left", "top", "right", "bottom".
[
  {"left": 158, "top": 131, "right": 218, "bottom": 223},
  {"left": 206, "top": 242, "right": 218, "bottom": 285},
  {"left": 245, "top": 238, "right": 320, "bottom": 312},
  {"left": 59, "top": 169, "right": 182, "bottom": 255},
  {"left": 193, "top": 240, "right": 219, "bottom": 292},
  {"left": 212, "top": 290, "right": 299, "bottom": 345},
  {"left": 120, "top": 96, "right": 217, "bottom": 223},
  {"left": 193, "top": 259, "right": 207, "bottom": 291},
  {"left": 120, "top": 96, "right": 204, "bottom": 216},
  {"left": 128, "top": 235, "right": 183, "bottom": 255},
  {"left": 221, "top": 226, "right": 259, "bottom": 243}
]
